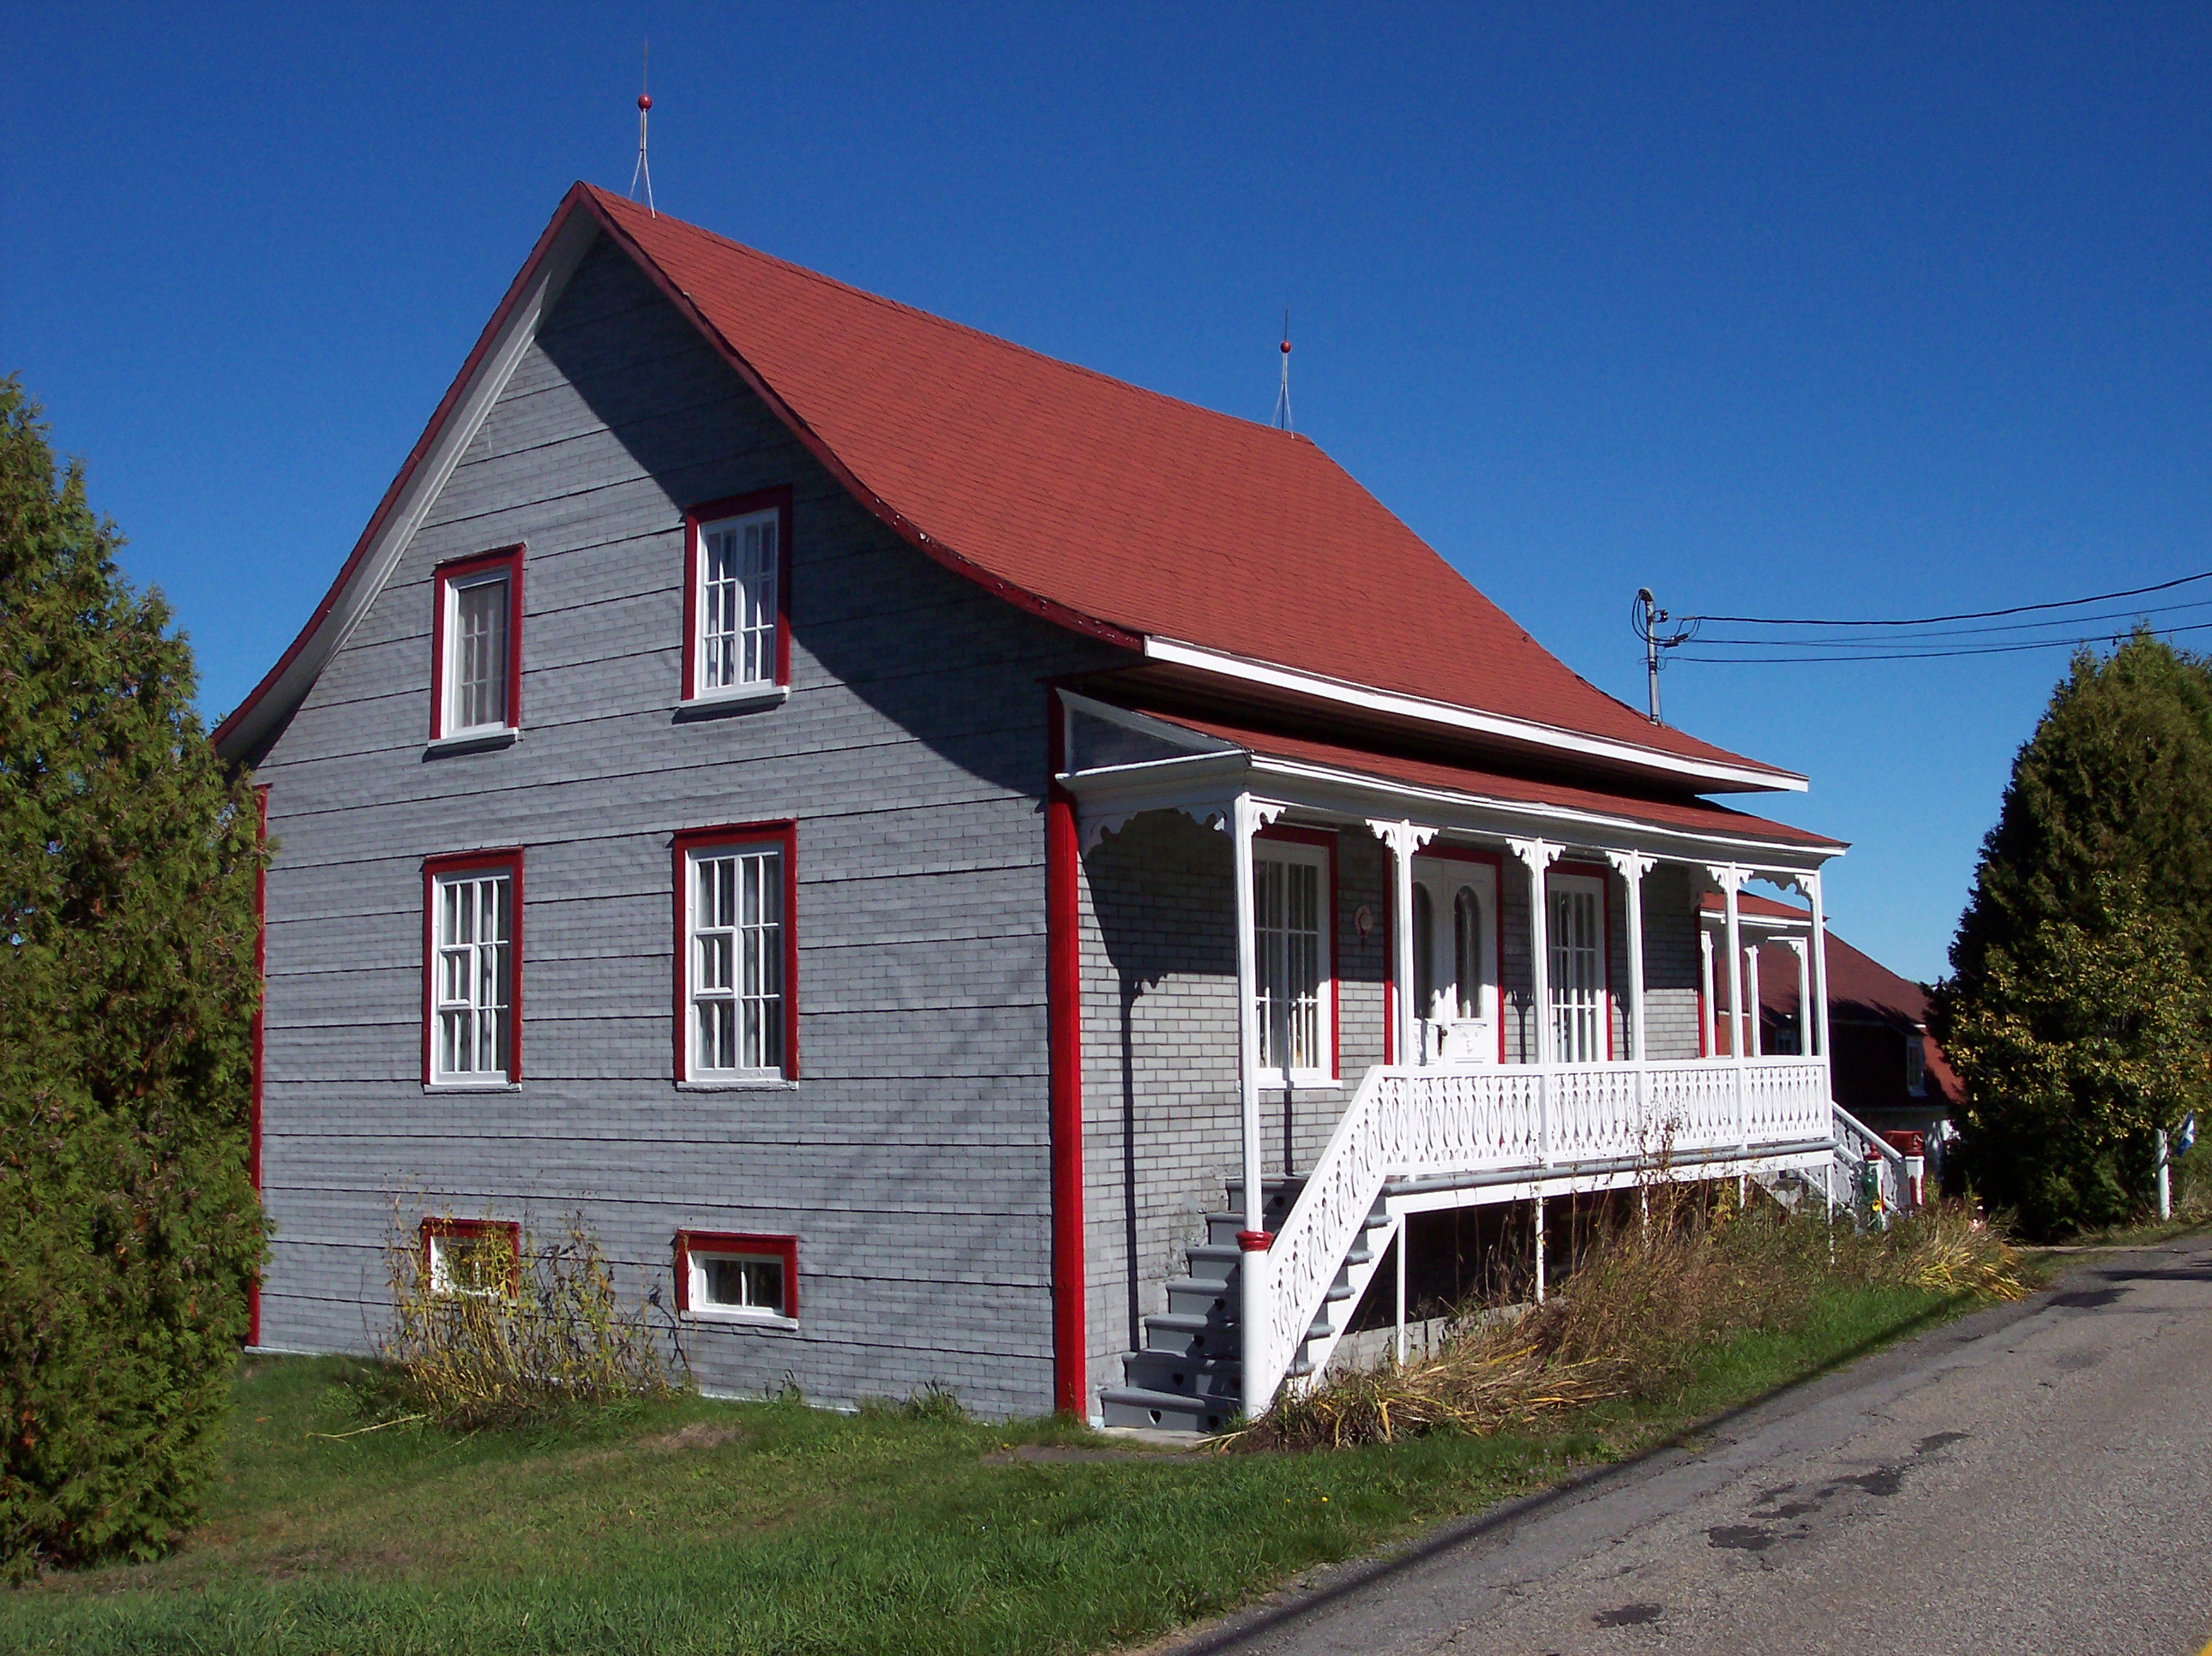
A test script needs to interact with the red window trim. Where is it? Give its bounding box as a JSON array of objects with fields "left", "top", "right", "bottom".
[
  {"left": 670, "top": 821, "right": 801, "bottom": 1081},
  {"left": 1254, "top": 823, "right": 1341, "bottom": 1081},
  {"left": 429, "top": 544, "right": 526, "bottom": 740},
  {"left": 419, "top": 1216, "right": 522, "bottom": 1297},
  {"left": 249, "top": 784, "right": 268, "bottom": 1347},
  {"left": 1410, "top": 843, "right": 1510, "bottom": 1065},
  {"left": 674, "top": 1230, "right": 800, "bottom": 1319},
  {"left": 1548, "top": 859, "right": 1617, "bottom": 1063},
  {"left": 420, "top": 848, "right": 526, "bottom": 1086},
  {"left": 681, "top": 488, "right": 793, "bottom": 701}
]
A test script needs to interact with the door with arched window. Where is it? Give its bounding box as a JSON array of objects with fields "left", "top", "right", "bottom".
[{"left": 1410, "top": 855, "right": 1500, "bottom": 1064}]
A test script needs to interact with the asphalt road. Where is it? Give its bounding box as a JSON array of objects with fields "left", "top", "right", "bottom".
[{"left": 1168, "top": 1228, "right": 2212, "bottom": 1656}]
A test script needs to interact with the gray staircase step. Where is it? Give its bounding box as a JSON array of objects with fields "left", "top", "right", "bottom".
[
  {"left": 1140, "top": 1311, "right": 1234, "bottom": 1358},
  {"left": 1164, "top": 1277, "right": 1235, "bottom": 1317},
  {"left": 1100, "top": 1385, "right": 1237, "bottom": 1434},
  {"left": 1121, "top": 1350, "right": 1241, "bottom": 1400}
]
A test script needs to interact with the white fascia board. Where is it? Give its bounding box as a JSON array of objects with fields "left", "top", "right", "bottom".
[
  {"left": 1057, "top": 748, "right": 1842, "bottom": 870},
  {"left": 216, "top": 214, "right": 601, "bottom": 760},
  {"left": 1139, "top": 636, "right": 1809, "bottom": 795}
]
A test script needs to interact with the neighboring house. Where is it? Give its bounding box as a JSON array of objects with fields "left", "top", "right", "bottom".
[{"left": 217, "top": 183, "right": 1860, "bottom": 1431}]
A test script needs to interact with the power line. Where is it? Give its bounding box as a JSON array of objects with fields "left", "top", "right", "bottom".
[
  {"left": 1694, "top": 568, "right": 2212, "bottom": 628},
  {"left": 1679, "top": 617, "right": 2212, "bottom": 665},
  {"left": 1690, "top": 595, "right": 2212, "bottom": 649}
]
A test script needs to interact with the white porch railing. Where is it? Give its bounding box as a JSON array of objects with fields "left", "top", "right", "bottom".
[{"left": 1255, "top": 1056, "right": 1832, "bottom": 1410}]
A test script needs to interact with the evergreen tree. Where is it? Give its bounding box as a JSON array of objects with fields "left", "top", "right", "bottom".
[
  {"left": 0, "top": 375, "right": 265, "bottom": 1571},
  {"left": 1932, "top": 633, "right": 2212, "bottom": 1236}
]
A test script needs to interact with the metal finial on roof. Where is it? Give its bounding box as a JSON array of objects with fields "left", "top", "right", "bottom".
[
  {"left": 628, "top": 41, "right": 656, "bottom": 217},
  {"left": 1272, "top": 309, "right": 1292, "bottom": 432}
]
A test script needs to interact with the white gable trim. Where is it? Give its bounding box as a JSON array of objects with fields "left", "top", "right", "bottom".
[{"left": 1139, "top": 636, "right": 1808, "bottom": 795}]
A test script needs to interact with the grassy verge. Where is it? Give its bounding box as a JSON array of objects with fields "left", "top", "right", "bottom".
[{"left": 5, "top": 1276, "right": 1978, "bottom": 1656}]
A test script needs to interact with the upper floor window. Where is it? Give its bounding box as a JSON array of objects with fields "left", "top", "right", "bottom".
[
  {"left": 423, "top": 849, "right": 521, "bottom": 1086},
  {"left": 675, "top": 823, "right": 798, "bottom": 1082},
  {"left": 1253, "top": 831, "right": 1335, "bottom": 1084},
  {"left": 431, "top": 546, "right": 523, "bottom": 739},
  {"left": 1905, "top": 1031, "right": 1927, "bottom": 1096},
  {"left": 683, "top": 490, "right": 791, "bottom": 704}
]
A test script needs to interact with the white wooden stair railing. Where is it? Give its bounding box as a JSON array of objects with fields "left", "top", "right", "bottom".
[{"left": 1248, "top": 1057, "right": 1834, "bottom": 1415}]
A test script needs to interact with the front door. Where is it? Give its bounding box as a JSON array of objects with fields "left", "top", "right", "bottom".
[{"left": 1410, "top": 856, "right": 1500, "bottom": 1065}]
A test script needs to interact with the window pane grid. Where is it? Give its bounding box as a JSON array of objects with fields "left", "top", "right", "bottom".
[
  {"left": 435, "top": 873, "right": 511, "bottom": 1079},
  {"left": 700, "top": 517, "right": 778, "bottom": 691},
  {"left": 447, "top": 576, "right": 508, "bottom": 730},
  {"left": 691, "top": 847, "right": 784, "bottom": 1074},
  {"left": 1549, "top": 887, "right": 1603, "bottom": 1065},
  {"left": 1254, "top": 855, "right": 1324, "bottom": 1076}
]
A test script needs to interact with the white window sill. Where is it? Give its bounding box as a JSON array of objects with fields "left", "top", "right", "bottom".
[
  {"left": 424, "top": 1080, "right": 522, "bottom": 1094},
  {"left": 1265, "top": 1075, "right": 1343, "bottom": 1092},
  {"left": 687, "top": 1309, "right": 800, "bottom": 1332},
  {"left": 425, "top": 727, "right": 520, "bottom": 758},
  {"left": 677, "top": 1077, "right": 798, "bottom": 1092},
  {"left": 675, "top": 682, "right": 790, "bottom": 720}
]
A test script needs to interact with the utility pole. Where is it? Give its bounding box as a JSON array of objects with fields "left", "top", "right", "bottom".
[{"left": 1632, "top": 590, "right": 1698, "bottom": 724}]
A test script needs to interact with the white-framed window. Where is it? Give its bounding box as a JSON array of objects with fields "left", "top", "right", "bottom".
[
  {"left": 684, "top": 838, "right": 787, "bottom": 1079},
  {"left": 1548, "top": 873, "right": 1608, "bottom": 1065},
  {"left": 1452, "top": 885, "right": 1485, "bottom": 1021},
  {"left": 1253, "top": 837, "right": 1332, "bottom": 1083},
  {"left": 422, "top": 1219, "right": 519, "bottom": 1299},
  {"left": 677, "top": 1231, "right": 798, "bottom": 1322},
  {"left": 687, "top": 501, "right": 784, "bottom": 700},
  {"left": 432, "top": 547, "right": 521, "bottom": 739},
  {"left": 429, "top": 863, "right": 515, "bottom": 1083},
  {"left": 1906, "top": 1031, "right": 1927, "bottom": 1096}
]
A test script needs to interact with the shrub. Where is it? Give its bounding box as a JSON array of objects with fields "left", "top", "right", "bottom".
[
  {"left": 372, "top": 1209, "right": 688, "bottom": 1429},
  {"left": 0, "top": 377, "right": 265, "bottom": 1575},
  {"left": 1238, "top": 1182, "right": 2024, "bottom": 1452}
]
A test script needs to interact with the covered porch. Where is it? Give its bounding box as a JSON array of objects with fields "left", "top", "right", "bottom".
[{"left": 1061, "top": 695, "right": 1862, "bottom": 1425}]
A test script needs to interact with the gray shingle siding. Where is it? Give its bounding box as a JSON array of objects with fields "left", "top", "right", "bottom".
[{"left": 253, "top": 237, "right": 1121, "bottom": 1416}]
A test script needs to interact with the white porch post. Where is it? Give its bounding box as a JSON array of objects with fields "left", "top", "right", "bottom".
[
  {"left": 1744, "top": 944, "right": 1763, "bottom": 1058},
  {"left": 1709, "top": 866, "right": 1747, "bottom": 1150},
  {"left": 1510, "top": 839, "right": 1561, "bottom": 1160},
  {"left": 1230, "top": 795, "right": 1272, "bottom": 1419},
  {"left": 1806, "top": 871, "right": 1833, "bottom": 1062},
  {"left": 1369, "top": 820, "right": 1430, "bottom": 1070},
  {"left": 1607, "top": 852, "right": 1654, "bottom": 1154},
  {"left": 1698, "top": 928, "right": 1717, "bottom": 1055},
  {"left": 1786, "top": 938, "right": 1812, "bottom": 1056}
]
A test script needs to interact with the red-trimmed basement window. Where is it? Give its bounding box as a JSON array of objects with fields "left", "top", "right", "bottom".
[
  {"left": 675, "top": 1231, "right": 799, "bottom": 1321},
  {"left": 672, "top": 823, "right": 798, "bottom": 1082},
  {"left": 682, "top": 489, "right": 791, "bottom": 704},
  {"left": 430, "top": 545, "right": 525, "bottom": 740},
  {"left": 423, "top": 849, "right": 524, "bottom": 1086},
  {"left": 421, "top": 1217, "right": 521, "bottom": 1299}
]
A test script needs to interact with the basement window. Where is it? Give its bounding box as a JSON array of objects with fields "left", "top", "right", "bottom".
[
  {"left": 676, "top": 1231, "right": 798, "bottom": 1322},
  {"left": 422, "top": 1217, "right": 520, "bottom": 1299}
]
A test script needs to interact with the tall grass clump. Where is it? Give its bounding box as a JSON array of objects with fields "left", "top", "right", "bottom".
[
  {"left": 372, "top": 1209, "right": 688, "bottom": 1429},
  {"left": 1241, "top": 1179, "right": 2025, "bottom": 1451}
]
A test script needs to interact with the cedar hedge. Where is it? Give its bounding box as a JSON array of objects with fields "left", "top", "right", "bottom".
[{"left": 0, "top": 375, "right": 266, "bottom": 1573}]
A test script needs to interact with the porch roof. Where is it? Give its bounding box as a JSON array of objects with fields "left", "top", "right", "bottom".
[{"left": 1116, "top": 705, "right": 1844, "bottom": 855}]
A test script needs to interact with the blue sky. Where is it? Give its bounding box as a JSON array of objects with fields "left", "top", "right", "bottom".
[{"left": 4, "top": 3, "right": 2206, "bottom": 981}]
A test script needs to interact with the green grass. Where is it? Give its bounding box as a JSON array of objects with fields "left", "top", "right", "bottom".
[{"left": 4, "top": 1281, "right": 1969, "bottom": 1656}]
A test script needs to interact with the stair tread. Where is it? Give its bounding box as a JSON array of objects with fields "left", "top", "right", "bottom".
[
  {"left": 1145, "top": 1311, "right": 1232, "bottom": 1333},
  {"left": 1099, "top": 1383, "right": 1239, "bottom": 1408}
]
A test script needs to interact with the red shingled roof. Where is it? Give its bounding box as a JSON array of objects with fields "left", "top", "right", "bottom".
[
  {"left": 580, "top": 188, "right": 1788, "bottom": 780},
  {"left": 1128, "top": 705, "right": 1839, "bottom": 849}
]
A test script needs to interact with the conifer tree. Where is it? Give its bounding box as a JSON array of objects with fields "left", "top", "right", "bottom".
[
  {"left": 1932, "top": 633, "right": 2212, "bottom": 1235},
  {"left": 0, "top": 375, "right": 265, "bottom": 1571}
]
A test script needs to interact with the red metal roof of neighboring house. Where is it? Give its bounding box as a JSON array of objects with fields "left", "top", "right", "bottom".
[
  {"left": 1699, "top": 892, "right": 1963, "bottom": 1103},
  {"left": 1129, "top": 706, "right": 1841, "bottom": 850},
  {"left": 213, "top": 183, "right": 1802, "bottom": 790}
]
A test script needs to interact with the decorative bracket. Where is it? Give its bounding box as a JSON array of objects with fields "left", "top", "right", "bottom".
[
  {"left": 1507, "top": 837, "right": 1563, "bottom": 878},
  {"left": 1767, "top": 867, "right": 1822, "bottom": 904},
  {"left": 1704, "top": 861, "right": 1747, "bottom": 894},
  {"left": 1079, "top": 795, "right": 1283, "bottom": 851},
  {"left": 1364, "top": 818, "right": 1439, "bottom": 861},
  {"left": 1603, "top": 850, "right": 1655, "bottom": 884}
]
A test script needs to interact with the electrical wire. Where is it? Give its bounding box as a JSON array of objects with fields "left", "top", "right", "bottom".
[
  {"left": 1678, "top": 617, "right": 2212, "bottom": 665},
  {"left": 1689, "top": 595, "right": 2212, "bottom": 649},
  {"left": 1693, "top": 568, "right": 2212, "bottom": 628}
]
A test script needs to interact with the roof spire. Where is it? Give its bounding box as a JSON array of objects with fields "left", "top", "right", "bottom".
[
  {"left": 628, "top": 40, "right": 655, "bottom": 217},
  {"left": 1272, "top": 309, "right": 1292, "bottom": 432}
]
